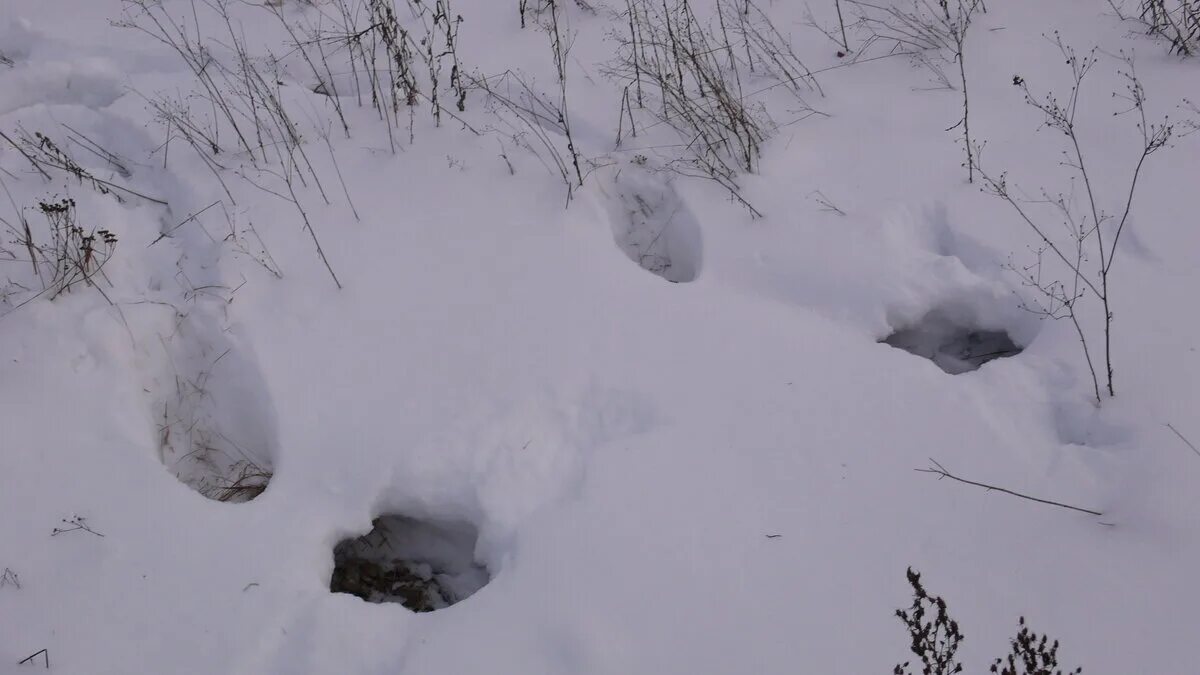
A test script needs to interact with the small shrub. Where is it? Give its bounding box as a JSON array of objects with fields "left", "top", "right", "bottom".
[
  {"left": 975, "top": 38, "right": 1176, "bottom": 403},
  {"left": 32, "top": 198, "right": 118, "bottom": 301},
  {"left": 894, "top": 569, "right": 1084, "bottom": 675},
  {"left": 990, "top": 617, "right": 1083, "bottom": 675},
  {"left": 894, "top": 567, "right": 964, "bottom": 675}
]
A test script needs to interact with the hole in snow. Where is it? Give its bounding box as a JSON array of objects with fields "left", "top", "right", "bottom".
[
  {"left": 151, "top": 316, "right": 276, "bottom": 504},
  {"left": 604, "top": 168, "right": 702, "bottom": 283},
  {"left": 882, "top": 310, "right": 1023, "bottom": 374},
  {"left": 330, "top": 515, "right": 490, "bottom": 612}
]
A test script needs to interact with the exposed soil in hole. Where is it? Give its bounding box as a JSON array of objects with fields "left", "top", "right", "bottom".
[
  {"left": 330, "top": 515, "right": 490, "bottom": 612},
  {"left": 883, "top": 311, "right": 1023, "bottom": 374}
]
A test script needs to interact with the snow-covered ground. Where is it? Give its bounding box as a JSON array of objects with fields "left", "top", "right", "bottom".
[{"left": 2, "top": 0, "right": 1198, "bottom": 673}]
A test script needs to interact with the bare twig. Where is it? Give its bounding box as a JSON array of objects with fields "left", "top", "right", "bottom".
[
  {"left": 322, "top": 131, "right": 359, "bottom": 221},
  {"left": 834, "top": 0, "right": 851, "bottom": 52},
  {"left": 20, "top": 130, "right": 168, "bottom": 205},
  {"left": 63, "top": 123, "right": 132, "bottom": 178},
  {"left": 916, "top": 458, "right": 1103, "bottom": 516},
  {"left": 17, "top": 649, "right": 49, "bottom": 669},
  {"left": 148, "top": 201, "right": 222, "bottom": 247},
  {"left": 51, "top": 515, "right": 106, "bottom": 537},
  {"left": 808, "top": 189, "right": 846, "bottom": 215},
  {"left": 0, "top": 129, "right": 52, "bottom": 180},
  {"left": 0, "top": 568, "right": 19, "bottom": 589},
  {"left": 1166, "top": 423, "right": 1200, "bottom": 458}
]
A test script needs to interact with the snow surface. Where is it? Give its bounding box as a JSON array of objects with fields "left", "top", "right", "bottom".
[{"left": 1, "top": 0, "right": 1199, "bottom": 673}]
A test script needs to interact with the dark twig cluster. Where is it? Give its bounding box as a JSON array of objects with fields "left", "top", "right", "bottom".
[
  {"left": 15, "top": 129, "right": 167, "bottom": 205},
  {"left": 895, "top": 567, "right": 964, "bottom": 675},
  {"left": 51, "top": 515, "right": 105, "bottom": 537},
  {"left": 991, "top": 617, "right": 1083, "bottom": 675},
  {"left": 607, "top": 0, "right": 802, "bottom": 216},
  {"left": 1112, "top": 0, "right": 1200, "bottom": 56},
  {"left": 1, "top": 198, "right": 119, "bottom": 313},
  {"left": 896, "top": 569, "right": 1084, "bottom": 675}
]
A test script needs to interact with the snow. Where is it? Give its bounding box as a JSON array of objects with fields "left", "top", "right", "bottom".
[{"left": 1, "top": 0, "right": 1199, "bottom": 673}]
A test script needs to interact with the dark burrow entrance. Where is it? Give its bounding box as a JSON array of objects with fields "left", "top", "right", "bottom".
[
  {"left": 330, "top": 515, "right": 491, "bottom": 612},
  {"left": 882, "top": 311, "right": 1023, "bottom": 374}
]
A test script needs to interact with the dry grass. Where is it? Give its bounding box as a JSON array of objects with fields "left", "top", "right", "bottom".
[{"left": 204, "top": 460, "right": 272, "bottom": 503}]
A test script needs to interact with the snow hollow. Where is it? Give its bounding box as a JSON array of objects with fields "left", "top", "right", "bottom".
[{"left": 1, "top": 1, "right": 1199, "bottom": 673}]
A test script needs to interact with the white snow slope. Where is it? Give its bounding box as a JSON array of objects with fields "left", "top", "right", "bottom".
[{"left": 1, "top": 0, "right": 1198, "bottom": 673}]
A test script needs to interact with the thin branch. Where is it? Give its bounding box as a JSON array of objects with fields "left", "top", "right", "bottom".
[
  {"left": 916, "top": 458, "right": 1103, "bottom": 516},
  {"left": 1166, "top": 423, "right": 1200, "bottom": 458},
  {"left": 0, "top": 129, "right": 52, "bottom": 180},
  {"left": 18, "top": 649, "right": 49, "bottom": 669},
  {"left": 51, "top": 515, "right": 106, "bottom": 537},
  {"left": 148, "top": 200, "right": 222, "bottom": 247}
]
